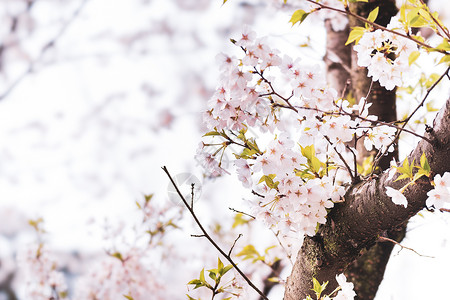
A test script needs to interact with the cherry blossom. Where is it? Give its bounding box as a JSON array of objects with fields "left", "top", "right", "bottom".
[
  {"left": 426, "top": 172, "right": 450, "bottom": 209},
  {"left": 386, "top": 186, "right": 408, "bottom": 208},
  {"left": 354, "top": 18, "right": 417, "bottom": 90},
  {"left": 334, "top": 273, "right": 356, "bottom": 300}
]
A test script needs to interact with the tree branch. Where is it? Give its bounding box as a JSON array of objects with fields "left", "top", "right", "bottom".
[{"left": 162, "top": 166, "right": 268, "bottom": 300}]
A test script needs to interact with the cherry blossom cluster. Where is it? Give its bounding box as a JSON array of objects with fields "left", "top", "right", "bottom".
[
  {"left": 197, "top": 28, "right": 404, "bottom": 237},
  {"left": 354, "top": 18, "right": 417, "bottom": 90},
  {"left": 74, "top": 247, "right": 165, "bottom": 300},
  {"left": 16, "top": 244, "right": 69, "bottom": 300},
  {"left": 247, "top": 135, "right": 345, "bottom": 236}
]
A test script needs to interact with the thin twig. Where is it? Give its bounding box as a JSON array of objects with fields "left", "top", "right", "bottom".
[
  {"left": 162, "top": 166, "right": 269, "bottom": 300},
  {"left": 398, "top": 66, "right": 450, "bottom": 127},
  {"left": 252, "top": 190, "right": 265, "bottom": 198},
  {"left": 419, "top": 0, "right": 450, "bottom": 39},
  {"left": 371, "top": 66, "right": 450, "bottom": 171},
  {"left": 271, "top": 229, "right": 294, "bottom": 266},
  {"left": 228, "top": 234, "right": 243, "bottom": 257},
  {"left": 191, "top": 183, "right": 195, "bottom": 209},
  {"left": 192, "top": 234, "right": 206, "bottom": 238},
  {"left": 229, "top": 207, "right": 256, "bottom": 219},
  {"left": 378, "top": 236, "right": 434, "bottom": 258},
  {"left": 324, "top": 136, "right": 355, "bottom": 182}
]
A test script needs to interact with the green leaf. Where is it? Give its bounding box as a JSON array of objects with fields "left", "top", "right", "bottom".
[
  {"left": 237, "top": 147, "right": 257, "bottom": 159},
  {"left": 232, "top": 213, "right": 251, "bottom": 228},
  {"left": 408, "top": 51, "right": 420, "bottom": 65},
  {"left": 258, "top": 174, "right": 279, "bottom": 189},
  {"left": 345, "top": 26, "right": 366, "bottom": 45},
  {"left": 413, "top": 170, "right": 428, "bottom": 181},
  {"left": 265, "top": 245, "right": 277, "bottom": 254},
  {"left": 208, "top": 267, "right": 218, "bottom": 279},
  {"left": 144, "top": 194, "right": 153, "bottom": 204},
  {"left": 438, "top": 54, "right": 450, "bottom": 65},
  {"left": 187, "top": 279, "right": 204, "bottom": 289},
  {"left": 410, "top": 15, "right": 429, "bottom": 27},
  {"left": 203, "top": 131, "right": 221, "bottom": 137},
  {"left": 223, "top": 0, "right": 228, "bottom": 4},
  {"left": 436, "top": 39, "right": 450, "bottom": 51},
  {"left": 367, "top": 7, "right": 379, "bottom": 23},
  {"left": 311, "top": 157, "right": 322, "bottom": 173},
  {"left": 123, "top": 295, "right": 134, "bottom": 300},
  {"left": 111, "top": 252, "right": 123, "bottom": 261},
  {"left": 289, "top": 10, "right": 310, "bottom": 26},
  {"left": 426, "top": 101, "right": 439, "bottom": 112},
  {"left": 414, "top": 152, "right": 431, "bottom": 178},
  {"left": 222, "top": 264, "right": 233, "bottom": 275},
  {"left": 420, "top": 153, "right": 428, "bottom": 170},
  {"left": 237, "top": 245, "right": 263, "bottom": 262},
  {"left": 312, "top": 277, "right": 321, "bottom": 295},
  {"left": 199, "top": 268, "right": 206, "bottom": 284},
  {"left": 395, "top": 158, "right": 415, "bottom": 181},
  {"left": 217, "top": 258, "right": 224, "bottom": 271},
  {"left": 300, "top": 145, "right": 315, "bottom": 161}
]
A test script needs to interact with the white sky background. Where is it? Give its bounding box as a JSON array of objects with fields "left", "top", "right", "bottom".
[{"left": 0, "top": 0, "right": 449, "bottom": 299}]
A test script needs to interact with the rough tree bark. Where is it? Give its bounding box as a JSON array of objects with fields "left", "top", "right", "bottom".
[{"left": 285, "top": 1, "right": 450, "bottom": 299}]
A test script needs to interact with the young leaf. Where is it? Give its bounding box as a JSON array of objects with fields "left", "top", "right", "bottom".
[
  {"left": 438, "top": 54, "right": 450, "bottom": 65},
  {"left": 203, "top": 131, "right": 221, "bottom": 137},
  {"left": 367, "top": 7, "right": 379, "bottom": 23},
  {"left": 312, "top": 277, "right": 322, "bottom": 296},
  {"left": 345, "top": 26, "right": 366, "bottom": 45},
  {"left": 420, "top": 153, "right": 429, "bottom": 171},
  {"left": 187, "top": 279, "right": 205, "bottom": 289},
  {"left": 199, "top": 268, "right": 207, "bottom": 285},
  {"left": 237, "top": 244, "right": 263, "bottom": 262},
  {"left": 408, "top": 51, "right": 420, "bottom": 65},
  {"left": 232, "top": 213, "right": 251, "bottom": 228},
  {"left": 312, "top": 277, "right": 328, "bottom": 298},
  {"left": 222, "top": 264, "right": 233, "bottom": 275},
  {"left": 289, "top": 10, "right": 310, "bottom": 26}
]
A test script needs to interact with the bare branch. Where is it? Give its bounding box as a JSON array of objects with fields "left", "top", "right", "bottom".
[
  {"left": 378, "top": 236, "right": 434, "bottom": 258},
  {"left": 162, "top": 166, "right": 269, "bottom": 300}
]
